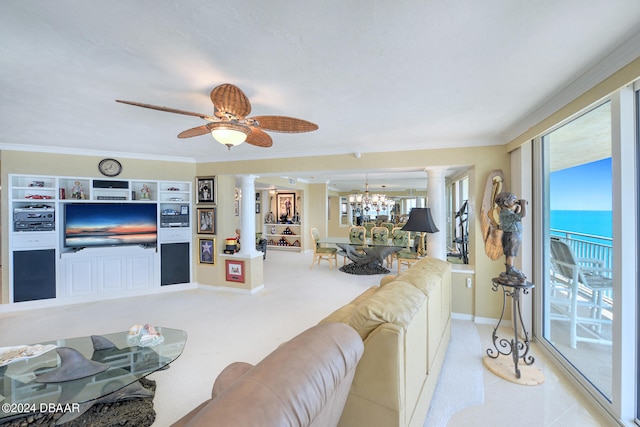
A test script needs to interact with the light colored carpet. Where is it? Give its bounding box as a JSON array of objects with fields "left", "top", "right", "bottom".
[
  {"left": 0, "top": 251, "right": 477, "bottom": 426},
  {"left": 0, "top": 250, "right": 379, "bottom": 426},
  {"left": 424, "top": 319, "right": 484, "bottom": 427}
]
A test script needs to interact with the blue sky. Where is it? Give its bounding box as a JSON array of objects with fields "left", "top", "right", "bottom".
[{"left": 550, "top": 158, "right": 612, "bottom": 211}]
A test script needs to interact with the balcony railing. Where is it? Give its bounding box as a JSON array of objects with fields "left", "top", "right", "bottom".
[{"left": 551, "top": 228, "right": 613, "bottom": 299}]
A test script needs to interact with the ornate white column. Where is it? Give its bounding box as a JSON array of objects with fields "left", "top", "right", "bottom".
[
  {"left": 426, "top": 167, "right": 447, "bottom": 260},
  {"left": 238, "top": 175, "right": 260, "bottom": 256}
]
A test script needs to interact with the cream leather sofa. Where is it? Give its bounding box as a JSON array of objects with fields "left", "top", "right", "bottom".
[
  {"left": 171, "top": 322, "right": 364, "bottom": 427},
  {"left": 320, "top": 257, "right": 452, "bottom": 427}
]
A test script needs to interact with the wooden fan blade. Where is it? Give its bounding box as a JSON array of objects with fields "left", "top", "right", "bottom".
[
  {"left": 245, "top": 128, "right": 273, "bottom": 148},
  {"left": 116, "top": 100, "right": 217, "bottom": 121},
  {"left": 209, "top": 84, "right": 252, "bottom": 118},
  {"left": 249, "top": 115, "right": 318, "bottom": 133},
  {"left": 177, "top": 125, "right": 211, "bottom": 139}
]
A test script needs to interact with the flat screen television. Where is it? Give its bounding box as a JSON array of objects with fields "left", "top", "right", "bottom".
[{"left": 64, "top": 203, "right": 157, "bottom": 248}]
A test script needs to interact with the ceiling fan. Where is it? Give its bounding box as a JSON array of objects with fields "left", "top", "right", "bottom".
[{"left": 116, "top": 83, "right": 318, "bottom": 149}]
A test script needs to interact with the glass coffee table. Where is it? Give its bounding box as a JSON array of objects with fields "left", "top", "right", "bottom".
[{"left": 0, "top": 327, "right": 187, "bottom": 421}]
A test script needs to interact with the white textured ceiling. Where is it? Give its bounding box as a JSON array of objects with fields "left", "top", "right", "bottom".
[{"left": 2, "top": 1, "right": 640, "bottom": 190}]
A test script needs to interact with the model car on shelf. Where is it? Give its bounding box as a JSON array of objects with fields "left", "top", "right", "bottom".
[{"left": 24, "top": 194, "right": 52, "bottom": 199}]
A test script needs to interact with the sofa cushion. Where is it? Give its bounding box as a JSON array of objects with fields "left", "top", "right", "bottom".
[
  {"left": 320, "top": 286, "right": 379, "bottom": 324},
  {"left": 379, "top": 274, "right": 396, "bottom": 287},
  {"left": 348, "top": 281, "right": 426, "bottom": 340},
  {"left": 396, "top": 257, "right": 450, "bottom": 297}
]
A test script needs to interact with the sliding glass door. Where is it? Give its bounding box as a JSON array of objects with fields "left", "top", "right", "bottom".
[{"left": 540, "top": 101, "right": 613, "bottom": 399}]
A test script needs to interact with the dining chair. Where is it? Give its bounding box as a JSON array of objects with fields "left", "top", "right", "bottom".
[
  {"left": 548, "top": 237, "right": 612, "bottom": 348},
  {"left": 363, "top": 222, "right": 375, "bottom": 238},
  {"left": 342, "top": 225, "right": 366, "bottom": 265},
  {"left": 371, "top": 227, "right": 389, "bottom": 245},
  {"left": 397, "top": 232, "right": 425, "bottom": 273},
  {"left": 380, "top": 222, "right": 394, "bottom": 234},
  {"left": 349, "top": 226, "right": 366, "bottom": 246},
  {"left": 309, "top": 228, "right": 337, "bottom": 269},
  {"left": 387, "top": 227, "right": 410, "bottom": 268}
]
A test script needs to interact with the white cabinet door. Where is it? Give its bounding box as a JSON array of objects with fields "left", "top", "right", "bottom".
[
  {"left": 97, "top": 257, "right": 127, "bottom": 293},
  {"left": 64, "top": 258, "right": 96, "bottom": 297},
  {"left": 128, "top": 252, "right": 155, "bottom": 290}
]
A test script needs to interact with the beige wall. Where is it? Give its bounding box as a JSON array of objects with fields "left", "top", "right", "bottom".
[
  {"left": 198, "top": 145, "right": 511, "bottom": 319},
  {"left": 2, "top": 146, "right": 510, "bottom": 319}
]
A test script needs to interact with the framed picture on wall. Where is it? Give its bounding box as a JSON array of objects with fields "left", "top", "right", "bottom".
[
  {"left": 197, "top": 207, "right": 216, "bottom": 234},
  {"left": 196, "top": 176, "right": 216, "bottom": 204},
  {"left": 198, "top": 238, "right": 216, "bottom": 265},
  {"left": 226, "top": 260, "right": 245, "bottom": 283},
  {"left": 277, "top": 193, "right": 295, "bottom": 221},
  {"left": 255, "top": 202, "right": 260, "bottom": 214}
]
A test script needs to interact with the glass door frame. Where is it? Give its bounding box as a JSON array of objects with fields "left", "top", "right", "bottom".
[{"left": 530, "top": 83, "right": 638, "bottom": 424}]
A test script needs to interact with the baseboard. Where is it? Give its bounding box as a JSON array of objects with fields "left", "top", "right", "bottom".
[
  {"left": 473, "top": 316, "right": 500, "bottom": 325},
  {"left": 451, "top": 312, "right": 473, "bottom": 321},
  {"left": 196, "top": 283, "right": 265, "bottom": 295},
  {"left": 452, "top": 312, "right": 500, "bottom": 325},
  {"left": 0, "top": 282, "right": 198, "bottom": 313}
]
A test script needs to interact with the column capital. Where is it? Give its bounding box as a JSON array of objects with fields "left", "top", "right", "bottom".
[{"left": 424, "top": 166, "right": 448, "bottom": 176}]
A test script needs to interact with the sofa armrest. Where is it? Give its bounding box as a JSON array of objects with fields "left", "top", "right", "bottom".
[{"left": 211, "top": 362, "right": 254, "bottom": 399}]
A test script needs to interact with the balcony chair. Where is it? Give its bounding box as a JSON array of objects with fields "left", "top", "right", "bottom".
[
  {"left": 549, "top": 237, "right": 613, "bottom": 349},
  {"left": 310, "top": 228, "right": 337, "bottom": 270}
]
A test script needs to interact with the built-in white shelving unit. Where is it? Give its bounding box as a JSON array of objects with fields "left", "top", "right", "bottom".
[{"left": 8, "top": 174, "right": 193, "bottom": 304}]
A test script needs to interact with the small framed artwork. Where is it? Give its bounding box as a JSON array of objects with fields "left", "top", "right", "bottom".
[
  {"left": 196, "top": 176, "right": 216, "bottom": 204},
  {"left": 226, "top": 260, "right": 245, "bottom": 283},
  {"left": 235, "top": 200, "right": 240, "bottom": 216},
  {"left": 198, "top": 238, "right": 216, "bottom": 265},
  {"left": 255, "top": 192, "right": 260, "bottom": 201},
  {"left": 255, "top": 202, "right": 260, "bottom": 214},
  {"left": 197, "top": 207, "right": 216, "bottom": 234},
  {"left": 277, "top": 192, "right": 296, "bottom": 220}
]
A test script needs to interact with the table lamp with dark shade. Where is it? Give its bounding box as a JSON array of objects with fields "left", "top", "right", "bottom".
[
  {"left": 401, "top": 208, "right": 439, "bottom": 255},
  {"left": 401, "top": 208, "right": 439, "bottom": 233}
]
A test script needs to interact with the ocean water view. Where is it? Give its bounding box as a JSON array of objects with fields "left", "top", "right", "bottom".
[{"left": 550, "top": 210, "right": 612, "bottom": 243}]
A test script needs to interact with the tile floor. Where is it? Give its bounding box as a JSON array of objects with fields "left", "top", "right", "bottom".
[{"left": 448, "top": 322, "right": 613, "bottom": 426}]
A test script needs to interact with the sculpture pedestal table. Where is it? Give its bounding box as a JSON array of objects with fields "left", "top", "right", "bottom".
[{"left": 484, "top": 278, "right": 543, "bottom": 385}]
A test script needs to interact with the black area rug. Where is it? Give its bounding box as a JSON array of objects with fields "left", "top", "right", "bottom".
[
  {"left": 339, "top": 263, "right": 390, "bottom": 275},
  {"left": 0, "top": 378, "right": 156, "bottom": 427}
]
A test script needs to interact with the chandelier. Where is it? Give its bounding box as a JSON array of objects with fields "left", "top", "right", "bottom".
[{"left": 348, "top": 178, "right": 394, "bottom": 213}]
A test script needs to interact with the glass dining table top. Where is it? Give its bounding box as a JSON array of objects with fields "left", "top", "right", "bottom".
[
  {"left": 318, "top": 236, "right": 397, "bottom": 247},
  {"left": 0, "top": 327, "right": 187, "bottom": 418}
]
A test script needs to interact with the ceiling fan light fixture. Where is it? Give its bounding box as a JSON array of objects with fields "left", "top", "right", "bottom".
[{"left": 208, "top": 123, "right": 251, "bottom": 149}]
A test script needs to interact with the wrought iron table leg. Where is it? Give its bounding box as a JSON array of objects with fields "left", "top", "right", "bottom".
[{"left": 487, "top": 279, "right": 535, "bottom": 378}]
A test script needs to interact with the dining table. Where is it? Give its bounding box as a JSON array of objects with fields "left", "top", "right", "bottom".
[{"left": 317, "top": 237, "right": 403, "bottom": 275}]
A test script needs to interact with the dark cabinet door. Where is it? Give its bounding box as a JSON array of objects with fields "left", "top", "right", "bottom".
[
  {"left": 13, "top": 249, "right": 56, "bottom": 302},
  {"left": 161, "top": 242, "right": 190, "bottom": 285}
]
